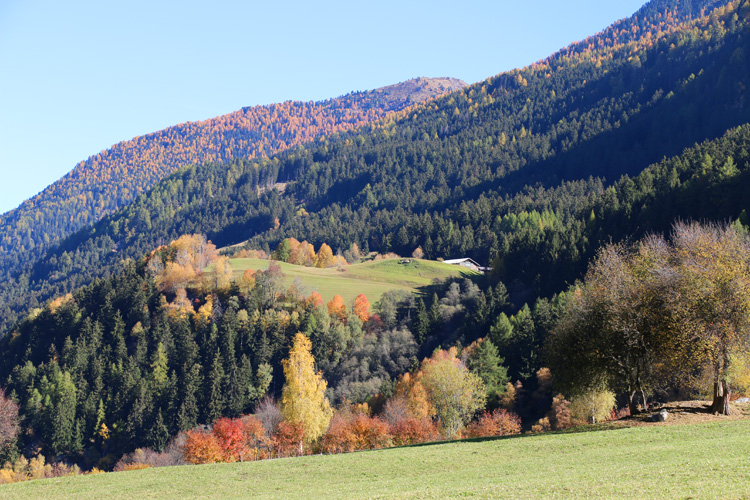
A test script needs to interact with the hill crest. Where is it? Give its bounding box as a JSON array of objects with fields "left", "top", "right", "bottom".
[{"left": 0, "top": 77, "right": 463, "bottom": 275}]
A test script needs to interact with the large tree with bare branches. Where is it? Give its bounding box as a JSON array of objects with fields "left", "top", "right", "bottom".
[{"left": 550, "top": 221, "right": 750, "bottom": 415}]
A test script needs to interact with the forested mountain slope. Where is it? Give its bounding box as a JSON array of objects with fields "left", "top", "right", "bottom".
[
  {"left": 4, "top": 122, "right": 750, "bottom": 465},
  {"left": 0, "top": 0, "right": 743, "bottom": 333},
  {"left": 0, "top": 77, "right": 465, "bottom": 276}
]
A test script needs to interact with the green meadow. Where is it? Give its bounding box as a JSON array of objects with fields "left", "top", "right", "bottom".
[
  {"left": 225, "top": 258, "right": 478, "bottom": 304},
  {"left": 4, "top": 419, "right": 750, "bottom": 499}
]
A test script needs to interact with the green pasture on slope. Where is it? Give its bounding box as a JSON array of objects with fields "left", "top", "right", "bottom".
[
  {"left": 4, "top": 419, "right": 750, "bottom": 499},
  {"left": 224, "top": 258, "right": 478, "bottom": 304}
]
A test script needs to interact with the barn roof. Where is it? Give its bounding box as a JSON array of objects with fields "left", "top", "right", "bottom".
[{"left": 443, "top": 257, "right": 481, "bottom": 267}]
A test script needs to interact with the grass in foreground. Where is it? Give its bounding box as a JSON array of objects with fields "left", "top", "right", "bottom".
[
  {"left": 226, "top": 258, "right": 478, "bottom": 304},
  {"left": 4, "top": 419, "right": 750, "bottom": 499}
]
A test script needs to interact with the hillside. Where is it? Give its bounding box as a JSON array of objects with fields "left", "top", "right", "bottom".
[
  {"left": 6, "top": 123, "right": 750, "bottom": 466},
  {"left": 3, "top": 418, "right": 749, "bottom": 499},
  {"left": 221, "top": 257, "right": 478, "bottom": 305},
  {"left": 1, "top": 0, "right": 750, "bottom": 474},
  {"left": 0, "top": 0, "right": 742, "bottom": 333},
  {"left": 0, "top": 77, "right": 466, "bottom": 279}
]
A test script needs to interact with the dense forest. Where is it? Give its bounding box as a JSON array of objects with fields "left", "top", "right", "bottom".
[
  {"left": 3, "top": 106, "right": 750, "bottom": 470},
  {"left": 0, "top": 77, "right": 465, "bottom": 283},
  {"left": 0, "top": 0, "right": 745, "bottom": 333}
]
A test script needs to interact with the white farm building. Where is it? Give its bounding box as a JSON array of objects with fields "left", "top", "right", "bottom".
[{"left": 443, "top": 258, "right": 488, "bottom": 273}]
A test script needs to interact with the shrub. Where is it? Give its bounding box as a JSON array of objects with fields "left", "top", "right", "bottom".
[
  {"left": 321, "top": 414, "right": 357, "bottom": 454},
  {"left": 321, "top": 412, "right": 392, "bottom": 453},
  {"left": 272, "top": 421, "right": 305, "bottom": 458},
  {"left": 548, "top": 394, "right": 572, "bottom": 430},
  {"left": 119, "top": 463, "right": 151, "bottom": 472},
  {"left": 0, "top": 454, "right": 77, "bottom": 484},
  {"left": 182, "top": 429, "right": 223, "bottom": 464},
  {"left": 241, "top": 414, "right": 267, "bottom": 460},
  {"left": 530, "top": 417, "right": 552, "bottom": 433},
  {"left": 212, "top": 417, "right": 249, "bottom": 463},
  {"left": 570, "top": 388, "right": 617, "bottom": 424},
  {"left": 389, "top": 417, "right": 440, "bottom": 446},
  {"left": 465, "top": 409, "right": 522, "bottom": 438}
]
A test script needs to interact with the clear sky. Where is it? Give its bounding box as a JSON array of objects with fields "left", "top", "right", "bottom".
[{"left": 0, "top": 0, "right": 647, "bottom": 215}]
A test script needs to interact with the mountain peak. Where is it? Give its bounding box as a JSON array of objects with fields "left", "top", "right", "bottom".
[{"left": 372, "top": 77, "right": 468, "bottom": 104}]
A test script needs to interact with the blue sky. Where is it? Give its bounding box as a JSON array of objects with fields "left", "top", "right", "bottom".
[{"left": 0, "top": 0, "right": 647, "bottom": 215}]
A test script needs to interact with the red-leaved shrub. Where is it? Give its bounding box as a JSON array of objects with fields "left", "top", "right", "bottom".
[
  {"left": 212, "top": 417, "right": 249, "bottom": 463},
  {"left": 272, "top": 421, "right": 305, "bottom": 458}
]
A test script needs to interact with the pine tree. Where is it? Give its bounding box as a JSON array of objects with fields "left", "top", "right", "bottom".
[
  {"left": 205, "top": 351, "right": 226, "bottom": 423},
  {"left": 466, "top": 339, "right": 509, "bottom": 405},
  {"left": 148, "top": 409, "right": 170, "bottom": 452},
  {"left": 428, "top": 293, "right": 442, "bottom": 337},
  {"left": 413, "top": 299, "right": 429, "bottom": 344},
  {"left": 178, "top": 364, "right": 200, "bottom": 431}
]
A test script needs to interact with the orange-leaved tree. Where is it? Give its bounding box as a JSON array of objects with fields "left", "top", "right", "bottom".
[
  {"left": 272, "top": 421, "right": 305, "bottom": 458},
  {"left": 465, "top": 409, "right": 522, "bottom": 438},
  {"left": 327, "top": 295, "right": 347, "bottom": 321},
  {"left": 352, "top": 294, "right": 371, "bottom": 322},
  {"left": 306, "top": 291, "right": 323, "bottom": 309},
  {"left": 240, "top": 414, "right": 267, "bottom": 460},
  {"left": 183, "top": 429, "right": 223, "bottom": 464}
]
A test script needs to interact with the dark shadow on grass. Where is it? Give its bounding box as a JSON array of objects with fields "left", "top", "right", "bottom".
[{"left": 388, "top": 421, "right": 639, "bottom": 452}]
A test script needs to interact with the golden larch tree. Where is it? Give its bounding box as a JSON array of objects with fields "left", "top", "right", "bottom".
[
  {"left": 315, "top": 243, "right": 334, "bottom": 268},
  {"left": 280, "top": 333, "right": 333, "bottom": 447}
]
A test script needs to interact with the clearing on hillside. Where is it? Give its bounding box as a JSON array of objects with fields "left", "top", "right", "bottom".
[{"left": 224, "top": 258, "right": 479, "bottom": 304}]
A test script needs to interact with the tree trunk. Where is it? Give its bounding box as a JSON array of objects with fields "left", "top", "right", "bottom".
[
  {"left": 639, "top": 388, "right": 648, "bottom": 412},
  {"left": 711, "top": 380, "right": 731, "bottom": 415},
  {"left": 627, "top": 390, "right": 638, "bottom": 415}
]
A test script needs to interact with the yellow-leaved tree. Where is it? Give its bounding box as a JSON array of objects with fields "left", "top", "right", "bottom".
[
  {"left": 280, "top": 333, "right": 333, "bottom": 449},
  {"left": 315, "top": 243, "right": 334, "bottom": 268}
]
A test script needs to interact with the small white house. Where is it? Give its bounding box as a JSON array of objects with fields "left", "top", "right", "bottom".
[{"left": 443, "top": 258, "right": 483, "bottom": 273}]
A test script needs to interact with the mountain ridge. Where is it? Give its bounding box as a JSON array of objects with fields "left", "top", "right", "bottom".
[{"left": 0, "top": 76, "right": 465, "bottom": 274}]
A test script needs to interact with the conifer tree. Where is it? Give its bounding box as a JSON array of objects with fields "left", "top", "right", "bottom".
[
  {"left": 148, "top": 409, "right": 170, "bottom": 452},
  {"left": 205, "top": 351, "right": 226, "bottom": 423},
  {"left": 413, "top": 298, "right": 429, "bottom": 344}
]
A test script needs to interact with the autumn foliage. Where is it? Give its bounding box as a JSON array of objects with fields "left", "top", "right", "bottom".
[
  {"left": 320, "top": 411, "right": 391, "bottom": 454},
  {"left": 306, "top": 291, "right": 324, "bottom": 309},
  {"left": 465, "top": 409, "right": 522, "bottom": 438},
  {"left": 389, "top": 417, "right": 440, "bottom": 446},
  {"left": 327, "top": 295, "right": 347, "bottom": 321},
  {"left": 352, "top": 294, "right": 371, "bottom": 322},
  {"left": 182, "top": 429, "right": 223, "bottom": 465},
  {"left": 280, "top": 333, "right": 333, "bottom": 444},
  {"left": 212, "top": 418, "right": 248, "bottom": 462},
  {"left": 271, "top": 422, "right": 306, "bottom": 458}
]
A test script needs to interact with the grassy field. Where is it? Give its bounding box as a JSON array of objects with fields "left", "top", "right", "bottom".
[
  {"left": 4, "top": 419, "right": 750, "bottom": 499},
  {"left": 224, "top": 258, "right": 478, "bottom": 304}
]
